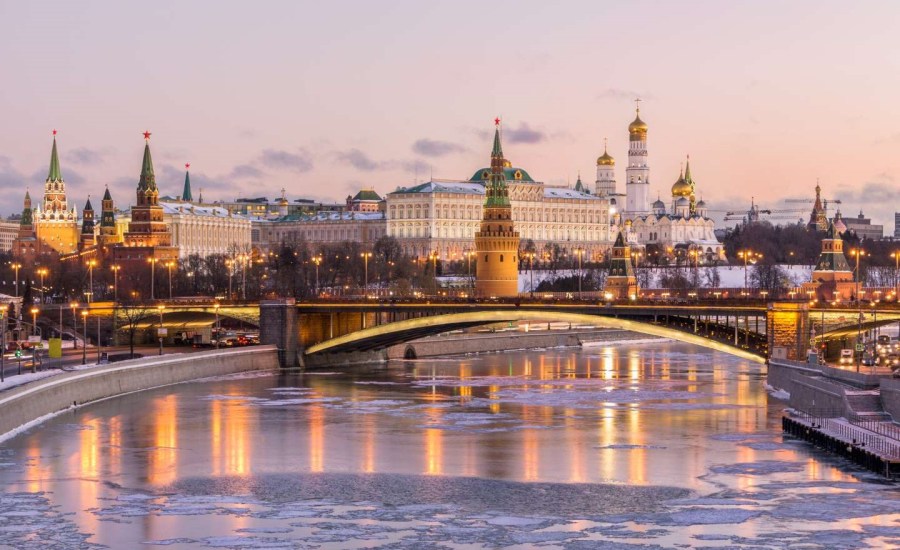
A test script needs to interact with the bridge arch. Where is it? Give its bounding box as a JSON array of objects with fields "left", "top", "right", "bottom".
[{"left": 304, "top": 310, "right": 765, "bottom": 363}]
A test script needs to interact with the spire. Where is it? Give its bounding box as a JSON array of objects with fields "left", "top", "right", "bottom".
[
  {"left": 20, "top": 190, "right": 33, "bottom": 228},
  {"left": 84, "top": 196, "right": 93, "bottom": 212},
  {"left": 47, "top": 130, "right": 62, "bottom": 182},
  {"left": 102, "top": 185, "right": 112, "bottom": 201},
  {"left": 182, "top": 163, "right": 193, "bottom": 202},
  {"left": 491, "top": 118, "right": 503, "bottom": 160},
  {"left": 139, "top": 132, "right": 157, "bottom": 191},
  {"left": 684, "top": 155, "right": 692, "bottom": 183}
]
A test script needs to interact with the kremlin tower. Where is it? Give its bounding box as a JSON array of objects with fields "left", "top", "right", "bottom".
[
  {"left": 475, "top": 120, "right": 520, "bottom": 298},
  {"left": 97, "top": 186, "right": 122, "bottom": 248},
  {"left": 604, "top": 230, "right": 638, "bottom": 300},
  {"left": 802, "top": 222, "right": 855, "bottom": 300},
  {"left": 123, "top": 132, "right": 173, "bottom": 248},
  {"left": 13, "top": 191, "right": 38, "bottom": 260},
  {"left": 625, "top": 101, "right": 650, "bottom": 218},
  {"left": 79, "top": 197, "right": 95, "bottom": 251},
  {"left": 34, "top": 131, "right": 79, "bottom": 254}
]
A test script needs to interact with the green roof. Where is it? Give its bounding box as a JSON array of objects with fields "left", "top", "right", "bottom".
[
  {"left": 608, "top": 231, "right": 635, "bottom": 278},
  {"left": 20, "top": 192, "right": 32, "bottom": 227},
  {"left": 139, "top": 141, "right": 156, "bottom": 191},
  {"left": 102, "top": 186, "right": 112, "bottom": 201},
  {"left": 469, "top": 166, "right": 535, "bottom": 183},
  {"left": 182, "top": 168, "right": 192, "bottom": 202},
  {"left": 47, "top": 136, "right": 62, "bottom": 182},
  {"left": 352, "top": 189, "right": 382, "bottom": 201},
  {"left": 491, "top": 127, "right": 503, "bottom": 158},
  {"left": 83, "top": 197, "right": 93, "bottom": 211}
]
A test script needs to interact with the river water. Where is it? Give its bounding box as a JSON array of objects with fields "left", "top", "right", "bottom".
[{"left": 0, "top": 341, "right": 897, "bottom": 549}]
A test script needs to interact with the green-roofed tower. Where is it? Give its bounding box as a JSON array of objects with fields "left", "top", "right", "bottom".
[
  {"left": 604, "top": 230, "right": 638, "bottom": 300},
  {"left": 79, "top": 196, "right": 96, "bottom": 250},
  {"left": 35, "top": 130, "right": 79, "bottom": 254},
  {"left": 124, "top": 132, "right": 172, "bottom": 248},
  {"left": 97, "top": 185, "right": 122, "bottom": 247},
  {"left": 475, "top": 119, "right": 520, "bottom": 298},
  {"left": 182, "top": 163, "right": 193, "bottom": 202}
]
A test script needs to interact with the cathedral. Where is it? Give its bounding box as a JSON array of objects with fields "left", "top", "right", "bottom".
[{"left": 599, "top": 105, "right": 724, "bottom": 264}]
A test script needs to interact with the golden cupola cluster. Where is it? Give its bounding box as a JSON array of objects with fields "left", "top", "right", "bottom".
[
  {"left": 628, "top": 110, "right": 648, "bottom": 139},
  {"left": 671, "top": 172, "right": 692, "bottom": 197},
  {"left": 596, "top": 147, "right": 615, "bottom": 166}
]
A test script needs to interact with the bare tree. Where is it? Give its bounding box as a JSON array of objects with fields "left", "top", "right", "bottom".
[{"left": 116, "top": 300, "right": 154, "bottom": 358}]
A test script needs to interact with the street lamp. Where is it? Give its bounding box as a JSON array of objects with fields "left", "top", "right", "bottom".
[
  {"left": 165, "top": 260, "right": 175, "bottom": 299},
  {"left": 30, "top": 307, "right": 38, "bottom": 336},
  {"left": 849, "top": 248, "right": 866, "bottom": 302},
  {"left": 85, "top": 259, "right": 97, "bottom": 303},
  {"left": 574, "top": 248, "right": 584, "bottom": 295},
  {"left": 0, "top": 309, "right": 5, "bottom": 382},
  {"left": 525, "top": 252, "right": 535, "bottom": 296},
  {"left": 81, "top": 310, "right": 88, "bottom": 365},
  {"left": 312, "top": 255, "right": 322, "bottom": 296},
  {"left": 111, "top": 264, "right": 121, "bottom": 303},
  {"left": 11, "top": 262, "right": 21, "bottom": 297},
  {"left": 225, "top": 258, "right": 234, "bottom": 299},
  {"left": 360, "top": 252, "right": 372, "bottom": 297},
  {"left": 214, "top": 303, "right": 220, "bottom": 350},
  {"left": 430, "top": 251, "right": 439, "bottom": 294},
  {"left": 70, "top": 302, "right": 78, "bottom": 350},
  {"left": 736, "top": 250, "right": 759, "bottom": 291},
  {"left": 890, "top": 251, "right": 900, "bottom": 301},
  {"left": 36, "top": 267, "right": 48, "bottom": 304},
  {"left": 147, "top": 257, "right": 159, "bottom": 301},
  {"left": 157, "top": 304, "right": 165, "bottom": 355}
]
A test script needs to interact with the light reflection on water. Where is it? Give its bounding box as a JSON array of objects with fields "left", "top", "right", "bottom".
[{"left": 0, "top": 341, "right": 892, "bottom": 548}]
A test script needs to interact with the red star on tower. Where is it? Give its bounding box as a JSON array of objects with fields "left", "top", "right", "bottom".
[
  {"left": 143, "top": 131, "right": 152, "bottom": 140},
  {"left": 494, "top": 117, "right": 501, "bottom": 126},
  {"left": 52, "top": 129, "right": 57, "bottom": 136},
  {"left": 185, "top": 163, "right": 190, "bottom": 170}
]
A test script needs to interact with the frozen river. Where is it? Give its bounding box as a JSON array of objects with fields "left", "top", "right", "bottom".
[{"left": 0, "top": 341, "right": 897, "bottom": 548}]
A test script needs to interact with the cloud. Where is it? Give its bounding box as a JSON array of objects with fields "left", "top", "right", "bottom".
[
  {"left": 411, "top": 139, "right": 467, "bottom": 157},
  {"left": 596, "top": 88, "right": 652, "bottom": 100},
  {"left": 400, "top": 159, "right": 431, "bottom": 174},
  {"left": 229, "top": 164, "right": 264, "bottom": 179},
  {"left": 504, "top": 122, "right": 545, "bottom": 144},
  {"left": 259, "top": 148, "right": 314, "bottom": 173},
  {"left": 65, "top": 147, "right": 106, "bottom": 166},
  {"left": 334, "top": 148, "right": 381, "bottom": 171}
]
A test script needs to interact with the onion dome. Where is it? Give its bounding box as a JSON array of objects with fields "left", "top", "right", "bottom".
[
  {"left": 675, "top": 197, "right": 689, "bottom": 207},
  {"left": 628, "top": 107, "right": 648, "bottom": 140},
  {"left": 652, "top": 198, "right": 666, "bottom": 210},
  {"left": 671, "top": 173, "right": 692, "bottom": 197},
  {"left": 597, "top": 139, "right": 615, "bottom": 166},
  {"left": 696, "top": 199, "right": 706, "bottom": 207}
]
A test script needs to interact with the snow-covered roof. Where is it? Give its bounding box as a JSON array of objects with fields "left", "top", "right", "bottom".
[
  {"left": 160, "top": 202, "right": 246, "bottom": 219},
  {"left": 270, "top": 211, "right": 386, "bottom": 223}
]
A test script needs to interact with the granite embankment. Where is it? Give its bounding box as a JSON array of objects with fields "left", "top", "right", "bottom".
[{"left": 0, "top": 345, "right": 279, "bottom": 441}]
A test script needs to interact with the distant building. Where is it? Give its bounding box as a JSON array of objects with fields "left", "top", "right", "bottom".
[
  {"left": 843, "top": 210, "right": 883, "bottom": 241},
  {"left": 0, "top": 220, "right": 17, "bottom": 252},
  {"left": 807, "top": 183, "right": 828, "bottom": 232},
  {"left": 628, "top": 158, "right": 725, "bottom": 264},
  {"left": 252, "top": 211, "right": 387, "bottom": 254},
  {"left": 895, "top": 212, "right": 900, "bottom": 238},
  {"left": 802, "top": 222, "right": 856, "bottom": 301},
  {"left": 159, "top": 202, "right": 252, "bottom": 259},
  {"left": 346, "top": 189, "right": 384, "bottom": 212}
]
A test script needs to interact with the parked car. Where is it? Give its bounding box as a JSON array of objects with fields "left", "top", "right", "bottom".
[
  {"left": 861, "top": 355, "right": 876, "bottom": 367},
  {"left": 877, "top": 353, "right": 900, "bottom": 367},
  {"left": 839, "top": 349, "right": 854, "bottom": 365}
]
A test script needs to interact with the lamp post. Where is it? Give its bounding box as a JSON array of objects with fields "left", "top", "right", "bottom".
[
  {"left": 737, "top": 250, "right": 760, "bottom": 292},
  {"left": 70, "top": 302, "right": 78, "bottom": 350},
  {"left": 81, "top": 310, "right": 88, "bottom": 365},
  {"left": 96, "top": 313, "right": 101, "bottom": 364},
  {"left": 11, "top": 262, "right": 21, "bottom": 297},
  {"left": 360, "top": 252, "right": 372, "bottom": 297},
  {"left": 157, "top": 305, "right": 165, "bottom": 356},
  {"left": 148, "top": 257, "right": 158, "bottom": 301},
  {"left": 111, "top": 264, "right": 120, "bottom": 303},
  {"left": 430, "top": 251, "right": 439, "bottom": 295},
  {"left": 527, "top": 252, "right": 535, "bottom": 297},
  {"left": 891, "top": 251, "right": 900, "bottom": 302},
  {"left": 36, "top": 267, "right": 48, "bottom": 304},
  {"left": 165, "top": 261, "right": 175, "bottom": 299},
  {"left": 30, "top": 307, "right": 38, "bottom": 336},
  {"left": 850, "top": 248, "right": 865, "bottom": 302},
  {"left": 312, "top": 255, "right": 322, "bottom": 296},
  {"left": 214, "top": 303, "right": 220, "bottom": 350},
  {"left": 0, "top": 310, "right": 5, "bottom": 382},
  {"left": 225, "top": 258, "right": 234, "bottom": 300},
  {"left": 575, "top": 248, "right": 584, "bottom": 295},
  {"left": 239, "top": 254, "right": 249, "bottom": 300},
  {"left": 85, "top": 259, "right": 96, "bottom": 303}
]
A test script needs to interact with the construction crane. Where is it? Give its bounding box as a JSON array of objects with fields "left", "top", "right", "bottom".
[
  {"left": 784, "top": 197, "right": 842, "bottom": 217},
  {"left": 720, "top": 198, "right": 807, "bottom": 225}
]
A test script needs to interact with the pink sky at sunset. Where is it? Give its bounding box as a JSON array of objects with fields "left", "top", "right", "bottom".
[{"left": 1, "top": 1, "right": 898, "bottom": 230}]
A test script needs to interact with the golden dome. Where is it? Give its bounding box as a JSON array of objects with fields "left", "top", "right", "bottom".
[
  {"left": 629, "top": 112, "right": 648, "bottom": 134},
  {"left": 671, "top": 176, "right": 692, "bottom": 197},
  {"left": 502, "top": 159, "right": 512, "bottom": 168},
  {"left": 597, "top": 150, "right": 615, "bottom": 166}
]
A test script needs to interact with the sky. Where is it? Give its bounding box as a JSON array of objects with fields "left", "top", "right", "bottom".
[{"left": 1, "top": 1, "right": 899, "bottom": 231}]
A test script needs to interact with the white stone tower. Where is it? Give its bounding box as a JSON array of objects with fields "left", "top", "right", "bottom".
[
  {"left": 595, "top": 138, "right": 616, "bottom": 197},
  {"left": 625, "top": 100, "right": 650, "bottom": 218}
]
